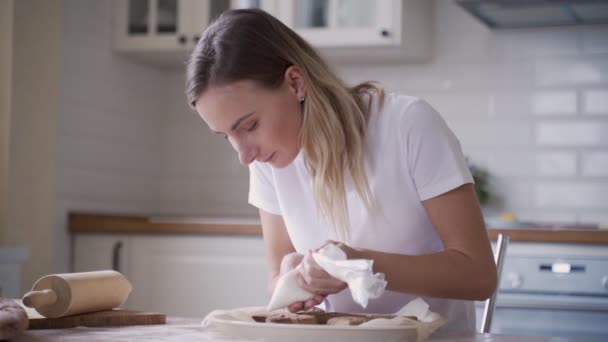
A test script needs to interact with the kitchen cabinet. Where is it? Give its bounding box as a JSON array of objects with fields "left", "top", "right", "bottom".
[
  {"left": 278, "top": 0, "right": 398, "bottom": 47},
  {"left": 73, "top": 233, "right": 269, "bottom": 318},
  {"left": 112, "top": 0, "right": 276, "bottom": 54},
  {"left": 276, "top": 0, "right": 432, "bottom": 61},
  {"left": 126, "top": 235, "right": 269, "bottom": 318},
  {"left": 113, "top": 0, "right": 193, "bottom": 53},
  {"left": 112, "top": 0, "right": 431, "bottom": 65},
  {"left": 73, "top": 234, "right": 130, "bottom": 274}
]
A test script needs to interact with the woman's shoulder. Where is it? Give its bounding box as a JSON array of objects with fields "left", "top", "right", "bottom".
[
  {"left": 376, "top": 92, "right": 439, "bottom": 127},
  {"left": 381, "top": 92, "right": 428, "bottom": 115}
]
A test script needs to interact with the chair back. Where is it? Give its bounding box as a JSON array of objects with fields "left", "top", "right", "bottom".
[{"left": 480, "top": 233, "right": 510, "bottom": 333}]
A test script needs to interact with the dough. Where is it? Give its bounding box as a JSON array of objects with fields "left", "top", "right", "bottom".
[{"left": 0, "top": 297, "right": 28, "bottom": 340}]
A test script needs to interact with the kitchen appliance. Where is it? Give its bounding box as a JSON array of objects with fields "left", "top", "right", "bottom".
[
  {"left": 475, "top": 242, "right": 608, "bottom": 341},
  {"left": 456, "top": 0, "right": 608, "bottom": 29}
]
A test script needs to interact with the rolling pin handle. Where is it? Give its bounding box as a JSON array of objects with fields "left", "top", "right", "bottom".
[{"left": 22, "top": 289, "right": 58, "bottom": 308}]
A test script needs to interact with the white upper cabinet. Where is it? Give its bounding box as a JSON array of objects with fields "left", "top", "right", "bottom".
[
  {"left": 276, "top": 0, "right": 432, "bottom": 61},
  {"left": 113, "top": 0, "right": 193, "bottom": 52},
  {"left": 113, "top": 0, "right": 275, "bottom": 54},
  {"left": 112, "top": 0, "right": 431, "bottom": 64},
  {"left": 279, "top": 0, "right": 398, "bottom": 48}
]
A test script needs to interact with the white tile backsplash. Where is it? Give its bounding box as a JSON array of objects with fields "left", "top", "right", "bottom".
[
  {"left": 581, "top": 152, "right": 608, "bottom": 176},
  {"left": 57, "top": 134, "right": 158, "bottom": 177},
  {"left": 581, "top": 26, "right": 608, "bottom": 54},
  {"left": 535, "top": 58, "right": 608, "bottom": 86},
  {"left": 536, "top": 122, "right": 608, "bottom": 146},
  {"left": 451, "top": 122, "right": 532, "bottom": 148},
  {"left": 536, "top": 152, "right": 578, "bottom": 176},
  {"left": 487, "top": 151, "right": 577, "bottom": 177},
  {"left": 492, "top": 92, "right": 534, "bottom": 117},
  {"left": 58, "top": 167, "right": 157, "bottom": 203},
  {"left": 490, "top": 179, "right": 533, "bottom": 210},
  {"left": 532, "top": 91, "right": 577, "bottom": 115},
  {"left": 535, "top": 182, "right": 608, "bottom": 208},
  {"left": 438, "top": 62, "right": 537, "bottom": 91},
  {"left": 516, "top": 210, "right": 578, "bottom": 224},
  {"left": 490, "top": 29, "right": 579, "bottom": 59},
  {"left": 423, "top": 92, "right": 492, "bottom": 119},
  {"left": 583, "top": 89, "right": 608, "bottom": 114},
  {"left": 578, "top": 212, "right": 608, "bottom": 225}
]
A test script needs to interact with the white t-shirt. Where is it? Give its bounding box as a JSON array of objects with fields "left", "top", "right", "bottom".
[{"left": 248, "top": 93, "right": 476, "bottom": 333}]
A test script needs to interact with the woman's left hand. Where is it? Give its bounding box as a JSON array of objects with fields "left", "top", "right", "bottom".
[
  {"left": 318, "top": 240, "right": 363, "bottom": 260},
  {"left": 296, "top": 249, "right": 346, "bottom": 299},
  {"left": 295, "top": 240, "right": 363, "bottom": 301}
]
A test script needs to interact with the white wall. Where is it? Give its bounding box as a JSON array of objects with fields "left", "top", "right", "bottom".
[
  {"left": 0, "top": 0, "right": 14, "bottom": 240},
  {"left": 55, "top": 0, "right": 166, "bottom": 274},
  {"left": 5, "top": 0, "right": 61, "bottom": 295},
  {"left": 158, "top": 72, "right": 253, "bottom": 217},
  {"left": 159, "top": 1, "right": 608, "bottom": 224}
]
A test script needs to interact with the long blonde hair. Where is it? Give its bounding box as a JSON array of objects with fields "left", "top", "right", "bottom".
[{"left": 185, "top": 9, "right": 384, "bottom": 241}]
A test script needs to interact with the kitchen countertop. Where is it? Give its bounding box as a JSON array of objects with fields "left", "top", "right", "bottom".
[
  {"left": 13, "top": 317, "right": 592, "bottom": 342},
  {"left": 68, "top": 213, "right": 608, "bottom": 245}
]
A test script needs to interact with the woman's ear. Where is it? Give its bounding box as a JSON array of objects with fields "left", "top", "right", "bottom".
[{"left": 284, "top": 65, "right": 306, "bottom": 102}]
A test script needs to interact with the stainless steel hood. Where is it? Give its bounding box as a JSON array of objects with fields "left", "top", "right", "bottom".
[{"left": 455, "top": 0, "right": 608, "bottom": 29}]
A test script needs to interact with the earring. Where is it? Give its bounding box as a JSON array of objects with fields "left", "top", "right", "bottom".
[{"left": 298, "top": 96, "right": 306, "bottom": 103}]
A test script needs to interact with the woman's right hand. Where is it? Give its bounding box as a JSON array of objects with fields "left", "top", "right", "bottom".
[{"left": 277, "top": 252, "right": 326, "bottom": 313}]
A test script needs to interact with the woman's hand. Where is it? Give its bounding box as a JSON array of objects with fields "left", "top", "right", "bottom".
[
  {"left": 317, "top": 240, "right": 364, "bottom": 260},
  {"left": 295, "top": 240, "right": 363, "bottom": 298},
  {"left": 291, "top": 240, "right": 363, "bottom": 311},
  {"left": 279, "top": 240, "right": 362, "bottom": 313},
  {"left": 277, "top": 252, "right": 327, "bottom": 312},
  {"left": 296, "top": 249, "right": 347, "bottom": 296}
]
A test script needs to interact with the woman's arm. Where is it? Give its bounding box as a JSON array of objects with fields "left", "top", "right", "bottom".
[
  {"left": 298, "top": 184, "right": 497, "bottom": 301},
  {"left": 259, "top": 209, "right": 297, "bottom": 294},
  {"left": 260, "top": 209, "right": 326, "bottom": 311},
  {"left": 357, "top": 183, "right": 497, "bottom": 300}
]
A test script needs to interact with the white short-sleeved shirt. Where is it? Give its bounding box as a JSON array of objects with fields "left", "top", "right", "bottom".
[{"left": 248, "top": 93, "right": 476, "bottom": 333}]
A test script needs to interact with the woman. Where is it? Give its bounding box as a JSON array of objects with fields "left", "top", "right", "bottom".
[{"left": 186, "top": 9, "right": 496, "bottom": 333}]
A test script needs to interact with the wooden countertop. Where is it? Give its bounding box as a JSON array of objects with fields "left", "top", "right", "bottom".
[{"left": 68, "top": 213, "right": 608, "bottom": 245}]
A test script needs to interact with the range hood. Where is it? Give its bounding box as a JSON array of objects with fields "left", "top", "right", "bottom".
[{"left": 455, "top": 0, "right": 608, "bottom": 29}]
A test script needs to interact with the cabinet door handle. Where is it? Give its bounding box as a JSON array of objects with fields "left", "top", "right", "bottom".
[
  {"left": 112, "top": 241, "right": 123, "bottom": 272},
  {"left": 193, "top": 35, "right": 200, "bottom": 43},
  {"left": 380, "top": 29, "right": 390, "bottom": 37},
  {"left": 178, "top": 35, "right": 187, "bottom": 45}
]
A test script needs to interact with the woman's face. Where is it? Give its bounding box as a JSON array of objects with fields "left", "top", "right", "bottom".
[{"left": 195, "top": 67, "right": 305, "bottom": 168}]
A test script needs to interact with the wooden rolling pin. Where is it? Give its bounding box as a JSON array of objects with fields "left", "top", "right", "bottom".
[{"left": 22, "top": 270, "right": 132, "bottom": 318}]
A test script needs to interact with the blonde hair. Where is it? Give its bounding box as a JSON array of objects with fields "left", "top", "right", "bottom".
[{"left": 186, "top": 9, "right": 384, "bottom": 241}]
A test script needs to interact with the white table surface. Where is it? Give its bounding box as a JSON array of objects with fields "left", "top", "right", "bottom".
[{"left": 13, "top": 317, "right": 590, "bottom": 342}]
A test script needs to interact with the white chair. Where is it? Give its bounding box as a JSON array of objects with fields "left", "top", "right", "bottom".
[{"left": 480, "top": 233, "right": 510, "bottom": 334}]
